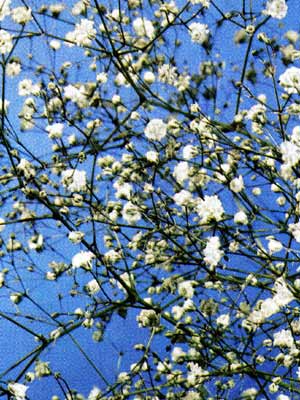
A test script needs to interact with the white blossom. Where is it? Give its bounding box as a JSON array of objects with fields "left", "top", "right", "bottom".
[
  {"left": 173, "top": 161, "right": 189, "bottom": 183},
  {"left": 65, "top": 18, "right": 96, "bottom": 47},
  {"left": 173, "top": 190, "right": 193, "bottom": 207},
  {"left": 72, "top": 251, "right": 95, "bottom": 269},
  {"left": 188, "top": 22, "right": 209, "bottom": 44},
  {"left": 0, "top": 29, "right": 12, "bottom": 54},
  {"left": 144, "top": 119, "right": 167, "bottom": 141},
  {"left": 234, "top": 210, "right": 248, "bottom": 225},
  {"left": 279, "top": 67, "right": 300, "bottom": 94},
  {"left": 122, "top": 201, "right": 141, "bottom": 224},
  {"left": 230, "top": 175, "right": 244, "bottom": 193},
  {"left": 133, "top": 17, "right": 155, "bottom": 39},
  {"left": 61, "top": 169, "right": 87, "bottom": 192},
  {"left": 197, "top": 195, "right": 224, "bottom": 223},
  {"left": 263, "top": 0, "right": 287, "bottom": 19},
  {"left": 203, "top": 236, "right": 224, "bottom": 267},
  {"left": 8, "top": 383, "right": 28, "bottom": 400}
]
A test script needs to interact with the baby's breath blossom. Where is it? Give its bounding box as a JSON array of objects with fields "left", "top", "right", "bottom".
[
  {"left": 61, "top": 169, "right": 87, "bottom": 192},
  {"left": 133, "top": 17, "right": 155, "bottom": 39},
  {"left": 68, "top": 231, "right": 84, "bottom": 244},
  {"left": 144, "top": 119, "right": 167, "bottom": 141},
  {"left": 230, "top": 175, "right": 244, "bottom": 193},
  {"left": 173, "top": 161, "right": 189, "bottom": 183},
  {"left": 178, "top": 280, "right": 195, "bottom": 299},
  {"left": 234, "top": 210, "right": 248, "bottom": 225},
  {"left": 0, "top": 29, "right": 12, "bottom": 54},
  {"left": 65, "top": 18, "right": 96, "bottom": 47},
  {"left": 263, "top": 0, "right": 287, "bottom": 19},
  {"left": 46, "top": 123, "right": 64, "bottom": 139},
  {"left": 85, "top": 279, "right": 101, "bottom": 295},
  {"left": 6, "top": 61, "right": 21, "bottom": 77},
  {"left": 122, "top": 201, "right": 141, "bottom": 224},
  {"left": 182, "top": 145, "right": 198, "bottom": 160},
  {"left": 173, "top": 190, "right": 193, "bottom": 207},
  {"left": 197, "top": 195, "right": 224, "bottom": 223},
  {"left": 188, "top": 22, "right": 209, "bottom": 44},
  {"left": 72, "top": 251, "right": 95, "bottom": 269},
  {"left": 203, "top": 236, "right": 224, "bottom": 268},
  {"left": 0, "top": 0, "right": 10, "bottom": 21},
  {"left": 8, "top": 383, "right": 28, "bottom": 400},
  {"left": 279, "top": 67, "right": 300, "bottom": 94},
  {"left": 216, "top": 313, "right": 230, "bottom": 328},
  {"left": 11, "top": 6, "right": 32, "bottom": 24}
]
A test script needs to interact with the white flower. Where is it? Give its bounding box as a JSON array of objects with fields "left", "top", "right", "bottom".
[
  {"left": 104, "top": 250, "right": 122, "bottom": 263},
  {"left": 173, "top": 161, "right": 189, "bottom": 183},
  {"left": 216, "top": 313, "right": 230, "bottom": 328},
  {"left": 122, "top": 201, "right": 141, "bottom": 224},
  {"left": 46, "top": 123, "right": 64, "bottom": 139},
  {"left": 188, "top": 22, "right": 209, "bottom": 44},
  {"left": 113, "top": 180, "right": 132, "bottom": 199},
  {"left": 267, "top": 237, "right": 283, "bottom": 254},
  {"left": 18, "top": 79, "right": 40, "bottom": 96},
  {"left": 68, "top": 231, "right": 84, "bottom": 244},
  {"left": 288, "top": 222, "right": 300, "bottom": 242},
  {"left": 234, "top": 210, "right": 248, "bottom": 225},
  {"left": 277, "top": 394, "right": 291, "bottom": 400},
  {"left": 28, "top": 234, "right": 43, "bottom": 251},
  {"left": 230, "top": 175, "right": 244, "bottom": 193},
  {"left": 171, "top": 346, "right": 186, "bottom": 362},
  {"left": 8, "top": 383, "right": 28, "bottom": 400},
  {"left": 11, "top": 6, "right": 32, "bottom": 24},
  {"left": 61, "top": 169, "right": 87, "bottom": 192},
  {"left": 173, "top": 190, "right": 193, "bottom": 206},
  {"left": 178, "top": 280, "right": 195, "bottom": 299},
  {"left": 6, "top": 61, "right": 21, "bottom": 77},
  {"left": 85, "top": 279, "right": 100, "bottom": 295},
  {"left": 280, "top": 141, "right": 300, "bottom": 167},
  {"left": 143, "top": 71, "right": 155, "bottom": 84},
  {"left": 190, "top": 0, "right": 210, "bottom": 6},
  {"left": 145, "top": 119, "right": 167, "bottom": 141},
  {"left": 158, "top": 64, "right": 177, "bottom": 85},
  {"left": 17, "top": 158, "right": 35, "bottom": 179},
  {"left": 133, "top": 17, "right": 155, "bottom": 39},
  {"left": 72, "top": 251, "right": 95, "bottom": 269},
  {"left": 263, "top": 0, "right": 287, "bottom": 19},
  {"left": 182, "top": 144, "right": 197, "bottom": 160},
  {"left": 279, "top": 67, "right": 300, "bottom": 94},
  {"left": 0, "top": 217, "right": 5, "bottom": 232},
  {"left": 0, "top": 0, "right": 10, "bottom": 21},
  {"left": 197, "top": 195, "right": 224, "bottom": 223},
  {"left": 0, "top": 29, "right": 12, "bottom": 54},
  {"left": 203, "top": 236, "right": 224, "bottom": 267},
  {"left": 65, "top": 18, "right": 96, "bottom": 47},
  {"left": 88, "top": 386, "right": 102, "bottom": 400},
  {"left": 273, "top": 329, "right": 294, "bottom": 348},
  {"left": 145, "top": 150, "right": 159, "bottom": 163}
]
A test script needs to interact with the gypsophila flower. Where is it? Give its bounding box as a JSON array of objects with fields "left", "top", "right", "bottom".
[
  {"left": 197, "top": 195, "right": 224, "bottom": 223},
  {"left": 85, "top": 279, "right": 100, "bottom": 295},
  {"left": 203, "top": 236, "right": 224, "bottom": 268},
  {"left": 173, "top": 190, "right": 193, "bottom": 207},
  {"left": 68, "top": 231, "right": 84, "bottom": 244},
  {"left": 182, "top": 144, "right": 198, "bottom": 160},
  {"left": 72, "top": 251, "right": 95, "bottom": 269},
  {"left": 263, "top": 0, "right": 287, "bottom": 19},
  {"left": 8, "top": 383, "right": 28, "bottom": 400},
  {"left": 88, "top": 386, "right": 102, "bottom": 400},
  {"left": 133, "top": 17, "right": 155, "bottom": 39},
  {"left": 279, "top": 67, "right": 300, "bottom": 94},
  {"left": 0, "top": 29, "right": 12, "bottom": 54},
  {"left": 11, "top": 6, "right": 32, "bottom": 24},
  {"left": 6, "top": 61, "right": 21, "bottom": 77},
  {"left": 230, "top": 175, "right": 244, "bottom": 193},
  {"left": 65, "top": 18, "right": 96, "bottom": 47},
  {"left": 46, "top": 123, "right": 64, "bottom": 139},
  {"left": 178, "top": 280, "right": 195, "bottom": 299},
  {"left": 61, "top": 169, "right": 87, "bottom": 192},
  {"left": 188, "top": 22, "right": 209, "bottom": 44},
  {"left": 234, "top": 210, "right": 248, "bottom": 225},
  {"left": 144, "top": 119, "right": 167, "bottom": 141},
  {"left": 216, "top": 313, "right": 230, "bottom": 328},
  {"left": 273, "top": 329, "right": 294, "bottom": 348},
  {"left": 173, "top": 161, "right": 189, "bottom": 183},
  {"left": 122, "top": 201, "right": 141, "bottom": 224},
  {"left": 0, "top": 0, "right": 10, "bottom": 21}
]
